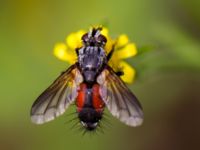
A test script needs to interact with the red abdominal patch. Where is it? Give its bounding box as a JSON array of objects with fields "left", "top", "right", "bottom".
[
  {"left": 92, "top": 84, "right": 105, "bottom": 111},
  {"left": 76, "top": 83, "right": 87, "bottom": 112}
]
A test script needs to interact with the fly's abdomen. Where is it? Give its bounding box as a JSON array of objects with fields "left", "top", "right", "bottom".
[
  {"left": 76, "top": 83, "right": 87, "bottom": 112},
  {"left": 76, "top": 83, "right": 104, "bottom": 130},
  {"left": 76, "top": 83, "right": 105, "bottom": 111},
  {"left": 92, "top": 84, "right": 105, "bottom": 112}
]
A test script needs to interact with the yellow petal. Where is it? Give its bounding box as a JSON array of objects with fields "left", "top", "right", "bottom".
[
  {"left": 101, "top": 27, "right": 109, "bottom": 37},
  {"left": 108, "top": 56, "right": 120, "bottom": 71},
  {"left": 116, "top": 34, "right": 129, "bottom": 47},
  {"left": 66, "top": 33, "right": 77, "bottom": 49},
  {"left": 66, "top": 30, "right": 85, "bottom": 49},
  {"left": 105, "top": 38, "right": 115, "bottom": 54},
  {"left": 53, "top": 43, "right": 76, "bottom": 64},
  {"left": 53, "top": 43, "right": 67, "bottom": 61},
  {"left": 116, "top": 43, "right": 137, "bottom": 59},
  {"left": 119, "top": 61, "right": 136, "bottom": 83},
  {"left": 76, "top": 30, "right": 86, "bottom": 41}
]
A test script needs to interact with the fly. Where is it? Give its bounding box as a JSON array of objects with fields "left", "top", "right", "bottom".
[{"left": 30, "top": 27, "right": 143, "bottom": 131}]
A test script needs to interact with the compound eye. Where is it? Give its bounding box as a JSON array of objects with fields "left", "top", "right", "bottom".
[
  {"left": 98, "top": 35, "right": 107, "bottom": 44},
  {"left": 82, "top": 33, "right": 89, "bottom": 42}
]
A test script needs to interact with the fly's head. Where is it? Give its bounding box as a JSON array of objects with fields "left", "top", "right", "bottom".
[{"left": 82, "top": 27, "right": 107, "bottom": 47}]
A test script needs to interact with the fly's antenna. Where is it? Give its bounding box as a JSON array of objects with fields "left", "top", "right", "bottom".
[{"left": 88, "top": 26, "right": 103, "bottom": 38}]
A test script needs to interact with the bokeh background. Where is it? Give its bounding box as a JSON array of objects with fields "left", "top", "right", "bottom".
[{"left": 0, "top": 0, "right": 200, "bottom": 150}]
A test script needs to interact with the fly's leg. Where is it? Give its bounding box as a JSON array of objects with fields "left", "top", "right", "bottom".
[
  {"left": 107, "top": 45, "right": 115, "bottom": 61},
  {"left": 75, "top": 48, "right": 79, "bottom": 56},
  {"left": 115, "top": 71, "right": 124, "bottom": 77},
  {"left": 107, "top": 45, "right": 124, "bottom": 76}
]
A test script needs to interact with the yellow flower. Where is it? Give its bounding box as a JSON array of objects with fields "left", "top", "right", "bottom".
[
  {"left": 53, "top": 30, "right": 86, "bottom": 64},
  {"left": 53, "top": 27, "right": 137, "bottom": 83},
  {"left": 108, "top": 34, "right": 137, "bottom": 83}
]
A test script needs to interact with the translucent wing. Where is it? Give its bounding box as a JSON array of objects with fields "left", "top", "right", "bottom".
[
  {"left": 97, "top": 66, "right": 143, "bottom": 127},
  {"left": 31, "top": 64, "right": 83, "bottom": 124}
]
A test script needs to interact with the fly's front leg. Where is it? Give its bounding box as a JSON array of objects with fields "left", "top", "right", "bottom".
[
  {"left": 107, "top": 45, "right": 115, "bottom": 61},
  {"left": 106, "top": 45, "right": 124, "bottom": 76},
  {"left": 75, "top": 48, "right": 79, "bottom": 56}
]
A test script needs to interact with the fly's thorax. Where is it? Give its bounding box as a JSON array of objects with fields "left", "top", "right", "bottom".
[{"left": 78, "top": 46, "right": 106, "bottom": 83}]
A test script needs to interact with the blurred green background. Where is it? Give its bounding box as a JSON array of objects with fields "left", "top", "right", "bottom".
[{"left": 0, "top": 0, "right": 200, "bottom": 150}]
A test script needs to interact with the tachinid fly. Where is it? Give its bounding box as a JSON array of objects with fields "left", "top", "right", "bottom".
[{"left": 31, "top": 27, "right": 143, "bottom": 131}]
